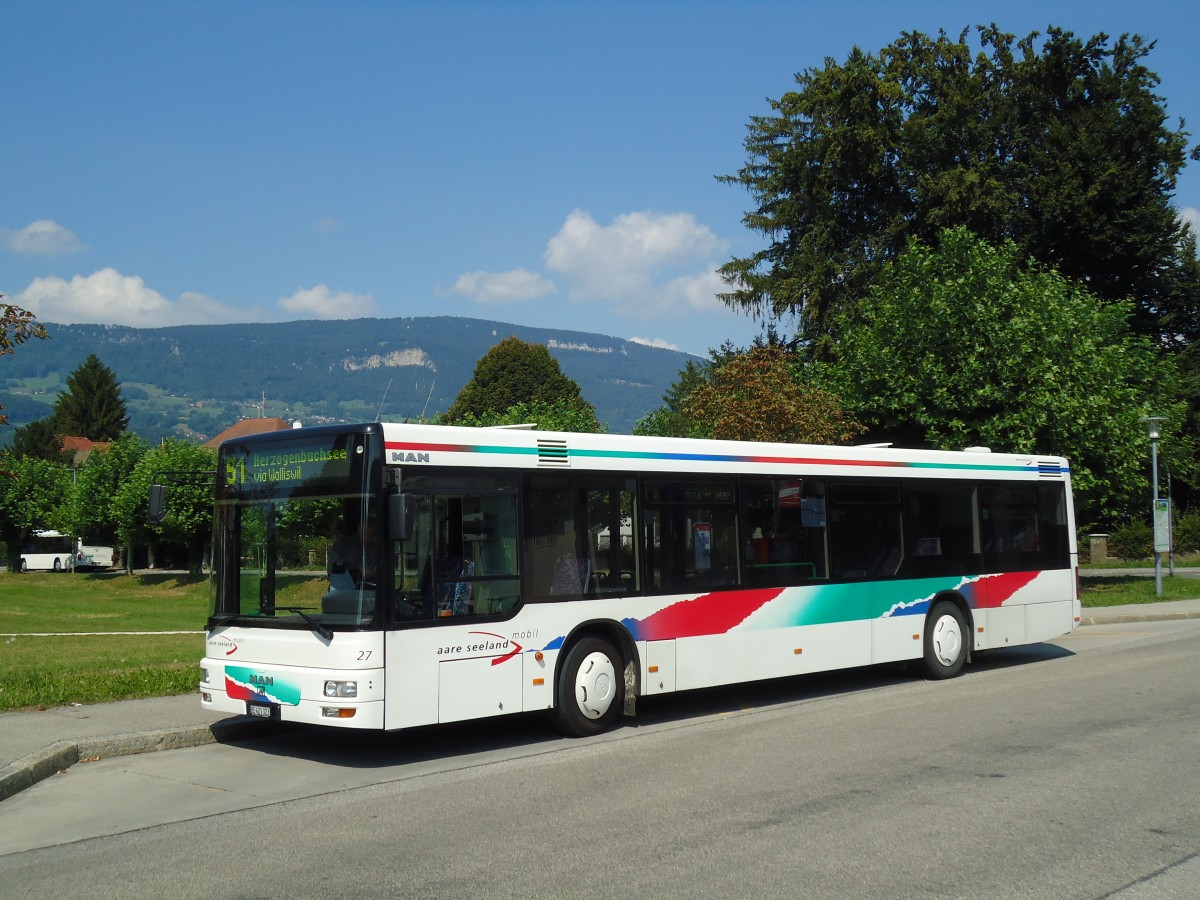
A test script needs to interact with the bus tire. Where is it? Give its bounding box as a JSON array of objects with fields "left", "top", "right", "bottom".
[
  {"left": 53, "top": 558, "right": 62, "bottom": 572},
  {"left": 551, "top": 636, "right": 624, "bottom": 737},
  {"left": 921, "top": 600, "right": 968, "bottom": 679},
  {"left": 19, "top": 558, "right": 28, "bottom": 573}
]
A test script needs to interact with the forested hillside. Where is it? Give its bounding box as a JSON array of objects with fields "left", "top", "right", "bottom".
[{"left": 0, "top": 316, "right": 696, "bottom": 443}]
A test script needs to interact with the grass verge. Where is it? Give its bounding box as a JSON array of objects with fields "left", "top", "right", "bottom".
[
  {"left": 0, "top": 572, "right": 208, "bottom": 711},
  {"left": 1080, "top": 573, "right": 1200, "bottom": 606}
]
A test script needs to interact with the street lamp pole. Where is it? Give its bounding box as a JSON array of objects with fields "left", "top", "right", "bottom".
[{"left": 1142, "top": 416, "right": 1164, "bottom": 598}]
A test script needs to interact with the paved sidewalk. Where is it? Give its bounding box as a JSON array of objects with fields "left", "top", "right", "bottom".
[
  {"left": 3, "top": 599, "right": 1200, "bottom": 804},
  {"left": 0, "top": 695, "right": 267, "bottom": 802}
]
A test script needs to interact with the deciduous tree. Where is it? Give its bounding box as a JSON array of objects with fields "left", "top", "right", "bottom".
[
  {"left": 719, "top": 26, "right": 1199, "bottom": 357},
  {"left": 448, "top": 397, "right": 602, "bottom": 433},
  {"left": 1, "top": 297, "right": 49, "bottom": 427},
  {"left": 0, "top": 451, "right": 72, "bottom": 570},
  {"left": 112, "top": 440, "right": 217, "bottom": 574},
  {"left": 684, "top": 346, "right": 861, "bottom": 444},
  {"left": 65, "top": 432, "right": 147, "bottom": 549},
  {"left": 442, "top": 337, "right": 597, "bottom": 426},
  {"left": 820, "top": 227, "right": 1186, "bottom": 523}
]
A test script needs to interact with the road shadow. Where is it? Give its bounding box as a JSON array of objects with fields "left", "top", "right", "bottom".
[{"left": 218, "top": 641, "right": 1075, "bottom": 769}]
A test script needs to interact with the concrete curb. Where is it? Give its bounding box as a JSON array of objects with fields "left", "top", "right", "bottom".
[
  {"left": 1079, "top": 610, "right": 1200, "bottom": 626},
  {"left": 0, "top": 716, "right": 271, "bottom": 803}
]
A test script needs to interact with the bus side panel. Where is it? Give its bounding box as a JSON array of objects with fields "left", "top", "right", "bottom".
[
  {"left": 674, "top": 621, "right": 871, "bottom": 691},
  {"left": 438, "top": 655, "right": 524, "bottom": 724},
  {"left": 979, "top": 569, "right": 1076, "bottom": 650},
  {"left": 1026, "top": 599, "right": 1076, "bottom": 645},
  {"left": 523, "top": 648, "right": 555, "bottom": 710},
  {"left": 383, "top": 630, "right": 440, "bottom": 730},
  {"left": 642, "top": 640, "right": 677, "bottom": 695},
  {"left": 871, "top": 614, "right": 924, "bottom": 665},
  {"left": 985, "top": 605, "right": 1026, "bottom": 648}
]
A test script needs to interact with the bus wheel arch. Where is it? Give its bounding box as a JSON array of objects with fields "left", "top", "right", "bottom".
[
  {"left": 550, "top": 622, "right": 639, "bottom": 736},
  {"left": 920, "top": 594, "right": 971, "bottom": 679}
]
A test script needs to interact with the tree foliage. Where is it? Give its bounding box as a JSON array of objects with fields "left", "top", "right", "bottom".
[
  {"left": 0, "top": 451, "right": 72, "bottom": 568},
  {"left": 820, "top": 228, "right": 1186, "bottom": 523},
  {"left": 684, "top": 346, "right": 861, "bottom": 444},
  {"left": 719, "top": 26, "right": 1199, "bottom": 357},
  {"left": 634, "top": 341, "right": 763, "bottom": 438},
  {"left": 442, "top": 337, "right": 597, "bottom": 426},
  {"left": 112, "top": 440, "right": 217, "bottom": 573},
  {"left": 1, "top": 297, "right": 49, "bottom": 427},
  {"left": 9, "top": 418, "right": 69, "bottom": 462},
  {"left": 65, "top": 432, "right": 147, "bottom": 544},
  {"left": 52, "top": 353, "right": 129, "bottom": 441},
  {"left": 448, "top": 397, "right": 603, "bottom": 433}
]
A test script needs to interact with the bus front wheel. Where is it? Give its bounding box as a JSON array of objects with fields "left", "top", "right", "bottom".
[
  {"left": 19, "top": 558, "right": 28, "bottom": 574},
  {"left": 921, "top": 601, "right": 968, "bottom": 679},
  {"left": 53, "top": 558, "right": 62, "bottom": 572},
  {"left": 551, "top": 637, "right": 624, "bottom": 737}
]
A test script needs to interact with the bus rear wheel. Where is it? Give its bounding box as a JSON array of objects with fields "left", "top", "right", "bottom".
[
  {"left": 551, "top": 636, "right": 623, "bottom": 737},
  {"left": 921, "top": 600, "right": 968, "bottom": 679},
  {"left": 53, "top": 558, "right": 62, "bottom": 572}
]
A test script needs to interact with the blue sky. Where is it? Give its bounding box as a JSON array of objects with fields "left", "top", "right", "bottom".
[{"left": 3, "top": 1, "right": 1199, "bottom": 358}]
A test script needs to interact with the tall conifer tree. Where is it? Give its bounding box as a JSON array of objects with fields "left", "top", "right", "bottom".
[{"left": 53, "top": 354, "right": 129, "bottom": 441}]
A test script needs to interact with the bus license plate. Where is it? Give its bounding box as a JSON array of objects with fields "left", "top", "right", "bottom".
[{"left": 248, "top": 702, "right": 277, "bottom": 719}]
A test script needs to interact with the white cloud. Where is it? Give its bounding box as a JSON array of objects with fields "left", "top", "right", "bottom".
[
  {"left": 2, "top": 219, "right": 83, "bottom": 256},
  {"left": 543, "top": 209, "right": 728, "bottom": 318},
  {"left": 448, "top": 268, "right": 554, "bottom": 304},
  {"left": 278, "top": 284, "right": 378, "bottom": 319},
  {"left": 14, "top": 268, "right": 245, "bottom": 326}
]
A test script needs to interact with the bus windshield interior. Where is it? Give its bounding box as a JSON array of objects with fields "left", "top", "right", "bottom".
[{"left": 213, "top": 494, "right": 383, "bottom": 631}]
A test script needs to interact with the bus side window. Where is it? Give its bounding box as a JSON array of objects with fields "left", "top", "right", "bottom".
[
  {"left": 742, "top": 478, "right": 825, "bottom": 587},
  {"left": 828, "top": 483, "right": 902, "bottom": 581},
  {"left": 523, "top": 473, "right": 636, "bottom": 600},
  {"left": 981, "top": 485, "right": 1043, "bottom": 572}
]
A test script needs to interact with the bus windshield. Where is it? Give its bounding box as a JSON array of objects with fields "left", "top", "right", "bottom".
[{"left": 211, "top": 428, "right": 382, "bottom": 631}]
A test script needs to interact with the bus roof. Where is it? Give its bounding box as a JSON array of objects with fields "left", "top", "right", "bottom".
[{"left": 376, "top": 421, "right": 1070, "bottom": 482}]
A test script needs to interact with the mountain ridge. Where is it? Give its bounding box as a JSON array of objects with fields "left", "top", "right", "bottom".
[{"left": 0, "top": 316, "right": 698, "bottom": 444}]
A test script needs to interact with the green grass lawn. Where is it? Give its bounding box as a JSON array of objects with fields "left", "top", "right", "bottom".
[
  {"left": 1079, "top": 573, "right": 1200, "bottom": 606},
  {"left": 0, "top": 572, "right": 209, "bottom": 711}
]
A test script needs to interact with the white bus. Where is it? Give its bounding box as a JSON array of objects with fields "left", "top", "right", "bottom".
[
  {"left": 17, "top": 530, "right": 76, "bottom": 572},
  {"left": 200, "top": 422, "right": 1079, "bottom": 735}
]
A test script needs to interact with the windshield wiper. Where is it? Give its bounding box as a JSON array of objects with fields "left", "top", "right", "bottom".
[
  {"left": 274, "top": 606, "right": 334, "bottom": 641},
  {"left": 209, "top": 612, "right": 242, "bottom": 629}
]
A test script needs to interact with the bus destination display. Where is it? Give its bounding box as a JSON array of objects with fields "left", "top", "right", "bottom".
[{"left": 222, "top": 439, "right": 354, "bottom": 490}]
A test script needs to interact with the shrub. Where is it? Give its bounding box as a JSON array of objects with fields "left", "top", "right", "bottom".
[
  {"left": 1107, "top": 520, "right": 1153, "bottom": 560},
  {"left": 1172, "top": 510, "right": 1200, "bottom": 554}
]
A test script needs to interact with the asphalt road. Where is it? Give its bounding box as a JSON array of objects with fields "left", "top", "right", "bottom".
[{"left": 1, "top": 619, "right": 1198, "bottom": 899}]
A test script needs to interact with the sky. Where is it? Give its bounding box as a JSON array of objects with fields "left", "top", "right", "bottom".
[{"left": 3, "top": 1, "right": 1199, "bottom": 358}]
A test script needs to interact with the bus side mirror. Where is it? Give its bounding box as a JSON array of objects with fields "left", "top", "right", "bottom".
[
  {"left": 147, "top": 484, "right": 167, "bottom": 525},
  {"left": 389, "top": 492, "right": 415, "bottom": 542}
]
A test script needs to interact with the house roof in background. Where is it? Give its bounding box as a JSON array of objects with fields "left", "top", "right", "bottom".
[{"left": 203, "top": 417, "right": 291, "bottom": 448}]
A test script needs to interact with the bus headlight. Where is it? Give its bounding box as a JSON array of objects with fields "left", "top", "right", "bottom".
[
  {"left": 324, "top": 680, "right": 357, "bottom": 698},
  {"left": 200, "top": 666, "right": 210, "bottom": 684}
]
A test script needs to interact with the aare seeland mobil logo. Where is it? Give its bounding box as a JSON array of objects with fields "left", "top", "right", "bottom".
[
  {"left": 210, "top": 635, "right": 240, "bottom": 656},
  {"left": 435, "top": 630, "right": 535, "bottom": 665}
]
